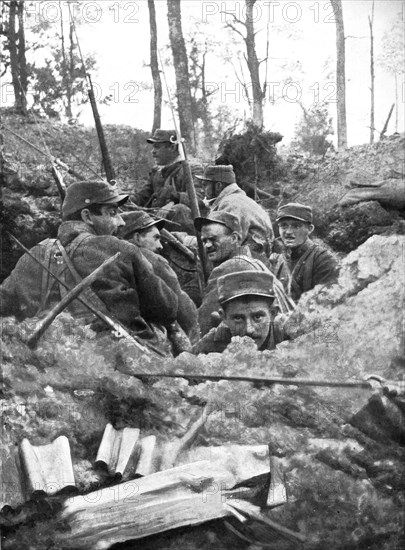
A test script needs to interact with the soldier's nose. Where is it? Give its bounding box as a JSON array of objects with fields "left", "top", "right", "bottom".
[
  {"left": 116, "top": 214, "right": 125, "bottom": 227},
  {"left": 245, "top": 319, "right": 255, "bottom": 335}
]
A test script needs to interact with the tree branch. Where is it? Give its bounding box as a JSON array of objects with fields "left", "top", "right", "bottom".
[
  {"left": 220, "top": 11, "right": 244, "bottom": 26},
  {"left": 225, "top": 22, "right": 246, "bottom": 41}
]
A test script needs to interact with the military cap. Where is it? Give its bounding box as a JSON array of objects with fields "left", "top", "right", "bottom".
[
  {"left": 120, "top": 211, "right": 165, "bottom": 239},
  {"left": 62, "top": 181, "right": 129, "bottom": 219},
  {"left": 147, "top": 129, "right": 177, "bottom": 143},
  {"left": 195, "top": 165, "right": 236, "bottom": 185},
  {"left": 276, "top": 203, "right": 313, "bottom": 224},
  {"left": 218, "top": 270, "right": 275, "bottom": 305},
  {"left": 194, "top": 211, "right": 242, "bottom": 236}
]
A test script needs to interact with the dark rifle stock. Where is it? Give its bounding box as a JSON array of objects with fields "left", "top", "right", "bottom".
[{"left": 8, "top": 233, "right": 165, "bottom": 357}]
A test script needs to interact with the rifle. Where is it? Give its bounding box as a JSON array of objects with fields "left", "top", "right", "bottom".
[
  {"left": 68, "top": 4, "right": 115, "bottom": 183},
  {"left": 26, "top": 253, "right": 120, "bottom": 348},
  {"left": 87, "top": 73, "right": 116, "bottom": 183},
  {"left": 122, "top": 371, "right": 404, "bottom": 395},
  {"left": 8, "top": 233, "right": 166, "bottom": 357},
  {"left": 2, "top": 124, "right": 85, "bottom": 192},
  {"left": 158, "top": 49, "right": 209, "bottom": 286}
]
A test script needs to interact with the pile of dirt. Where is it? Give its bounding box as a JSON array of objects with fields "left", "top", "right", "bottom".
[
  {"left": 273, "top": 134, "right": 405, "bottom": 251},
  {"left": 1, "top": 234, "right": 404, "bottom": 549},
  {"left": 0, "top": 110, "right": 152, "bottom": 280}
]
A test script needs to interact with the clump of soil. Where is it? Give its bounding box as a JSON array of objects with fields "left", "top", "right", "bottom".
[{"left": 1, "top": 235, "right": 404, "bottom": 550}]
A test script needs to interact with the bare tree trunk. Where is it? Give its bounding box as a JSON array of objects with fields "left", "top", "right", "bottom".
[
  {"left": 167, "top": 0, "right": 196, "bottom": 154},
  {"left": 368, "top": 0, "right": 375, "bottom": 144},
  {"left": 60, "top": 14, "right": 73, "bottom": 120},
  {"left": 331, "top": 0, "right": 347, "bottom": 149},
  {"left": 200, "top": 42, "right": 215, "bottom": 156},
  {"left": 8, "top": 1, "right": 27, "bottom": 114},
  {"left": 16, "top": 1, "right": 27, "bottom": 109},
  {"left": 244, "top": 0, "right": 264, "bottom": 129},
  {"left": 67, "top": 20, "right": 76, "bottom": 119},
  {"left": 148, "top": 0, "right": 162, "bottom": 133}
]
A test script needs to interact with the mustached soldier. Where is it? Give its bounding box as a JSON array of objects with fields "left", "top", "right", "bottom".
[
  {"left": 196, "top": 164, "right": 274, "bottom": 261},
  {"left": 192, "top": 270, "right": 284, "bottom": 354},
  {"left": 275, "top": 203, "right": 340, "bottom": 302}
]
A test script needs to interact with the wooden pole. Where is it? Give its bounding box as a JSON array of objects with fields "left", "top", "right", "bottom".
[{"left": 26, "top": 253, "right": 120, "bottom": 347}]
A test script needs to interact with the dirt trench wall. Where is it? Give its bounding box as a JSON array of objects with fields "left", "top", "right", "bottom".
[{"left": 1, "top": 234, "right": 404, "bottom": 549}]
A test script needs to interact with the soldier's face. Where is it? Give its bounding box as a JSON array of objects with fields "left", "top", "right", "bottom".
[
  {"left": 131, "top": 226, "right": 163, "bottom": 253},
  {"left": 223, "top": 297, "right": 273, "bottom": 349},
  {"left": 151, "top": 142, "right": 178, "bottom": 166},
  {"left": 201, "top": 223, "right": 239, "bottom": 266},
  {"left": 203, "top": 180, "right": 222, "bottom": 200},
  {"left": 86, "top": 205, "right": 125, "bottom": 236},
  {"left": 278, "top": 218, "right": 314, "bottom": 248}
]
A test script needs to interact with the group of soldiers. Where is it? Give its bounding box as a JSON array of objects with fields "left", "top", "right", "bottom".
[{"left": 0, "top": 129, "right": 340, "bottom": 356}]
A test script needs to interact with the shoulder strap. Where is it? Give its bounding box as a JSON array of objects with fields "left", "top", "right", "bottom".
[
  {"left": 39, "top": 239, "right": 60, "bottom": 312},
  {"left": 55, "top": 236, "right": 109, "bottom": 313}
]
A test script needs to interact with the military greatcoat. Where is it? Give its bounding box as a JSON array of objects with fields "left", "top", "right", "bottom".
[{"left": 0, "top": 221, "right": 178, "bottom": 341}]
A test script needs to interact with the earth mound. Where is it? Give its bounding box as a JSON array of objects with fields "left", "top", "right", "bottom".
[{"left": 1, "top": 234, "right": 404, "bottom": 549}]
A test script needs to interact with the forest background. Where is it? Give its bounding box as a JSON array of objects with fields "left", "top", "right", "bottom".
[{"left": 1, "top": 0, "right": 404, "bottom": 160}]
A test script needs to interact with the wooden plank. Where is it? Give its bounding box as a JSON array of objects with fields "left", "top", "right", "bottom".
[{"left": 59, "top": 447, "right": 273, "bottom": 549}]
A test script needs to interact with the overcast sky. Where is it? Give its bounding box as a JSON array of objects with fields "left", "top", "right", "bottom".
[{"left": 3, "top": 0, "right": 404, "bottom": 148}]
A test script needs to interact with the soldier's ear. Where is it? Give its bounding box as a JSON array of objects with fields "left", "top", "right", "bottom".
[
  {"left": 308, "top": 223, "right": 315, "bottom": 236},
  {"left": 132, "top": 232, "right": 142, "bottom": 246},
  {"left": 231, "top": 232, "right": 240, "bottom": 244},
  {"left": 81, "top": 208, "right": 93, "bottom": 226},
  {"left": 219, "top": 308, "right": 225, "bottom": 321}
]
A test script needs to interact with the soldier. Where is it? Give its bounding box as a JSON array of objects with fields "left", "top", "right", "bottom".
[
  {"left": 192, "top": 271, "right": 284, "bottom": 354},
  {"left": 131, "top": 129, "right": 204, "bottom": 234},
  {"left": 0, "top": 181, "right": 179, "bottom": 348},
  {"left": 120, "top": 211, "right": 198, "bottom": 344},
  {"left": 275, "top": 202, "right": 340, "bottom": 302},
  {"left": 194, "top": 211, "right": 291, "bottom": 336},
  {"left": 196, "top": 164, "right": 274, "bottom": 260}
]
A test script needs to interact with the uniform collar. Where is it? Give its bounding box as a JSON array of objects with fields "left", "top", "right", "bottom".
[
  {"left": 58, "top": 221, "right": 97, "bottom": 246},
  {"left": 282, "top": 238, "right": 314, "bottom": 261}
]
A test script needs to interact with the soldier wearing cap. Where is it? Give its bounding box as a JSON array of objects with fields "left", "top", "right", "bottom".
[
  {"left": 194, "top": 211, "right": 291, "bottom": 336},
  {"left": 196, "top": 164, "right": 274, "bottom": 260},
  {"left": 120, "top": 211, "right": 198, "bottom": 344},
  {"left": 131, "top": 129, "right": 204, "bottom": 234},
  {"left": 192, "top": 271, "right": 284, "bottom": 354},
  {"left": 0, "top": 181, "right": 179, "bottom": 349},
  {"left": 120, "top": 211, "right": 165, "bottom": 254},
  {"left": 276, "top": 202, "right": 340, "bottom": 302}
]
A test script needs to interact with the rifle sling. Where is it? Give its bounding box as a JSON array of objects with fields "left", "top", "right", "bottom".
[{"left": 54, "top": 237, "right": 110, "bottom": 315}]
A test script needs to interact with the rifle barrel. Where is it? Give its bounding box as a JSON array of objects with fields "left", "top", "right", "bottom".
[
  {"left": 26, "top": 253, "right": 120, "bottom": 347},
  {"left": 126, "top": 371, "right": 372, "bottom": 389},
  {"left": 8, "top": 233, "right": 165, "bottom": 356}
]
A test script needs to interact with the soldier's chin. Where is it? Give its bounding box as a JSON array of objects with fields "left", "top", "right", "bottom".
[{"left": 284, "top": 238, "right": 296, "bottom": 246}]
